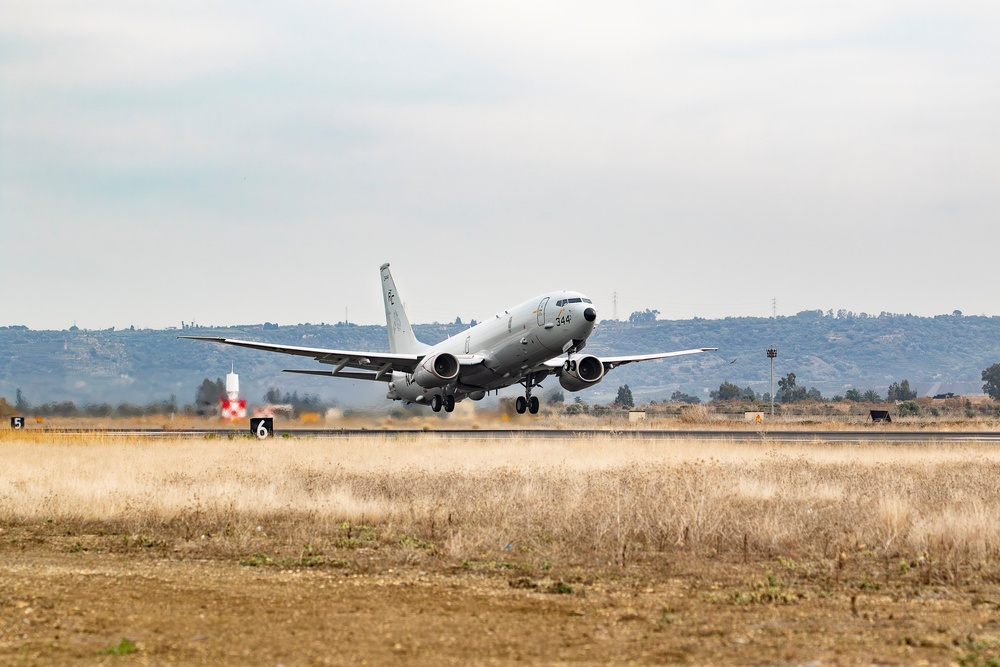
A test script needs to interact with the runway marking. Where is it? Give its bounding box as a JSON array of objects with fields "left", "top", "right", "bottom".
[{"left": 20, "top": 428, "right": 1000, "bottom": 444}]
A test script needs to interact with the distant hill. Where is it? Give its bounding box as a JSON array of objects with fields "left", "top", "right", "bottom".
[{"left": 2, "top": 312, "right": 998, "bottom": 408}]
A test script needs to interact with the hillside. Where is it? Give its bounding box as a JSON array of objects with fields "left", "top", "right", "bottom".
[{"left": 2, "top": 312, "right": 999, "bottom": 408}]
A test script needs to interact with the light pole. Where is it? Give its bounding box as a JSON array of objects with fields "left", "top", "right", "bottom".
[{"left": 767, "top": 347, "right": 777, "bottom": 417}]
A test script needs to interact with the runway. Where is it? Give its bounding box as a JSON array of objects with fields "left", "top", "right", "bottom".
[{"left": 23, "top": 427, "right": 1000, "bottom": 443}]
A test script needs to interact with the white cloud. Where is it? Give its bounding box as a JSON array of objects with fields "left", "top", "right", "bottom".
[
  {"left": 1, "top": 2, "right": 266, "bottom": 88},
  {"left": 1, "top": 2, "right": 999, "bottom": 329}
]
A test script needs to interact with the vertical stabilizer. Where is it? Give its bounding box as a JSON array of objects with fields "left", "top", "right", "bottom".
[{"left": 380, "top": 263, "right": 427, "bottom": 354}]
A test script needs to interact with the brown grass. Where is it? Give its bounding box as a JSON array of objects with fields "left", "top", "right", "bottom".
[{"left": 3, "top": 431, "right": 1000, "bottom": 577}]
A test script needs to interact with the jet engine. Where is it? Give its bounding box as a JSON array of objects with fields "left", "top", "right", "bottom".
[
  {"left": 558, "top": 354, "right": 605, "bottom": 392},
  {"left": 412, "top": 352, "right": 460, "bottom": 388}
]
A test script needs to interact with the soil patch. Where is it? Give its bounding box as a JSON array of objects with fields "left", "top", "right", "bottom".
[{"left": 2, "top": 531, "right": 999, "bottom": 665}]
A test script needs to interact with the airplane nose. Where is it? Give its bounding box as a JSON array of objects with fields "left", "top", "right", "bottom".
[{"left": 584, "top": 307, "right": 597, "bottom": 322}]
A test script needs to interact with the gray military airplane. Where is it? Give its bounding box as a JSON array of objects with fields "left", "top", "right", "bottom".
[{"left": 182, "top": 263, "right": 716, "bottom": 414}]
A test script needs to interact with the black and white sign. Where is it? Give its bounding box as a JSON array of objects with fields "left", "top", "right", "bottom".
[
  {"left": 251, "top": 417, "right": 274, "bottom": 439},
  {"left": 10, "top": 416, "right": 24, "bottom": 430}
]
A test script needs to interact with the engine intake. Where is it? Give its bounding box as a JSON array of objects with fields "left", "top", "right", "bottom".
[
  {"left": 412, "top": 352, "right": 460, "bottom": 388},
  {"left": 559, "top": 354, "right": 605, "bottom": 392}
]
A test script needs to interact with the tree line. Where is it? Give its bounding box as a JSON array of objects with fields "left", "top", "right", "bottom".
[
  {"left": 706, "top": 374, "right": 919, "bottom": 405},
  {"left": 3, "top": 379, "right": 338, "bottom": 419}
]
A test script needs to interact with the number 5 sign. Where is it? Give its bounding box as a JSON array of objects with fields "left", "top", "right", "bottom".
[{"left": 10, "top": 417, "right": 24, "bottom": 430}]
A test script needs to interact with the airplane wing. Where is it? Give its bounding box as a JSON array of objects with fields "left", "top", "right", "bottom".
[
  {"left": 543, "top": 347, "right": 717, "bottom": 370},
  {"left": 179, "top": 336, "right": 421, "bottom": 377},
  {"left": 596, "top": 348, "right": 718, "bottom": 369}
]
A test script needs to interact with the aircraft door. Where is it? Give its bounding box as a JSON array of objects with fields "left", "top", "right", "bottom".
[{"left": 536, "top": 297, "right": 549, "bottom": 327}]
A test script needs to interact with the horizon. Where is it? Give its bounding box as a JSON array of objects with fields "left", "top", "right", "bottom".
[{"left": 1, "top": 306, "right": 992, "bottom": 333}]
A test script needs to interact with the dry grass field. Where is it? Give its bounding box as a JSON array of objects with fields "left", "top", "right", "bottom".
[{"left": 3, "top": 430, "right": 1000, "bottom": 665}]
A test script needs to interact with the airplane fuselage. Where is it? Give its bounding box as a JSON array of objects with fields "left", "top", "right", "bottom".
[{"left": 386, "top": 290, "right": 597, "bottom": 404}]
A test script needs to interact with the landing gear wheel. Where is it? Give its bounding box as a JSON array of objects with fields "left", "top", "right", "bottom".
[
  {"left": 430, "top": 395, "right": 443, "bottom": 412},
  {"left": 528, "top": 396, "right": 539, "bottom": 414},
  {"left": 515, "top": 396, "right": 527, "bottom": 414},
  {"left": 444, "top": 395, "right": 456, "bottom": 412}
]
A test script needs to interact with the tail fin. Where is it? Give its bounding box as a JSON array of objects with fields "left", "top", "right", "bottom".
[{"left": 380, "top": 263, "right": 428, "bottom": 354}]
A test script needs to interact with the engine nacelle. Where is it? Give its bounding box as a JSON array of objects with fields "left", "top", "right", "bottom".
[
  {"left": 412, "top": 352, "right": 460, "bottom": 388},
  {"left": 559, "top": 354, "right": 605, "bottom": 392}
]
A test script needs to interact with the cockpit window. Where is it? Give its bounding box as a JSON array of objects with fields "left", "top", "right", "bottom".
[{"left": 556, "top": 297, "right": 593, "bottom": 306}]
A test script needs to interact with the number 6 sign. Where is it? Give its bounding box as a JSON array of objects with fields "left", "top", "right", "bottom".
[{"left": 251, "top": 417, "right": 273, "bottom": 439}]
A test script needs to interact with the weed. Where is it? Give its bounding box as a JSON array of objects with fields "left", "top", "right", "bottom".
[
  {"left": 547, "top": 581, "right": 574, "bottom": 595},
  {"left": 856, "top": 577, "right": 881, "bottom": 591},
  {"left": 659, "top": 605, "right": 678, "bottom": 624},
  {"left": 334, "top": 522, "right": 377, "bottom": 548},
  {"left": 240, "top": 551, "right": 350, "bottom": 569},
  {"left": 100, "top": 637, "right": 137, "bottom": 655},
  {"left": 398, "top": 535, "right": 437, "bottom": 553},
  {"left": 509, "top": 577, "right": 538, "bottom": 590},
  {"left": 727, "top": 574, "right": 802, "bottom": 605},
  {"left": 240, "top": 553, "right": 274, "bottom": 567},
  {"left": 956, "top": 637, "right": 1000, "bottom": 667}
]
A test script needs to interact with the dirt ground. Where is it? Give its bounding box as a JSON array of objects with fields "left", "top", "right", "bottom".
[{"left": 2, "top": 529, "right": 999, "bottom": 666}]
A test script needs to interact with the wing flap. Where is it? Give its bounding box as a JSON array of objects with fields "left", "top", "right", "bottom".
[{"left": 283, "top": 369, "right": 389, "bottom": 383}]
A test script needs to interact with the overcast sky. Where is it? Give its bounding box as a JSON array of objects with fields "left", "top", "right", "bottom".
[{"left": 2, "top": 2, "right": 998, "bottom": 331}]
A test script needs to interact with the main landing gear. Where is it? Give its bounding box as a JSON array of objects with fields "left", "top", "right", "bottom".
[
  {"left": 515, "top": 395, "right": 539, "bottom": 415},
  {"left": 515, "top": 377, "right": 540, "bottom": 415},
  {"left": 430, "top": 394, "right": 455, "bottom": 413}
]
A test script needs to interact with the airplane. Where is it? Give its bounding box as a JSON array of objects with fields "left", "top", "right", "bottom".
[{"left": 181, "top": 263, "right": 716, "bottom": 415}]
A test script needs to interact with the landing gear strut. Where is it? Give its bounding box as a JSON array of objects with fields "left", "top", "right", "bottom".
[
  {"left": 430, "top": 394, "right": 456, "bottom": 413},
  {"left": 515, "top": 377, "right": 541, "bottom": 415}
]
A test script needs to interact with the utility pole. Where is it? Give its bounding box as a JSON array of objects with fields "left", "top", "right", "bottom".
[
  {"left": 767, "top": 346, "right": 777, "bottom": 417},
  {"left": 612, "top": 291, "right": 619, "bottom": 321}
]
